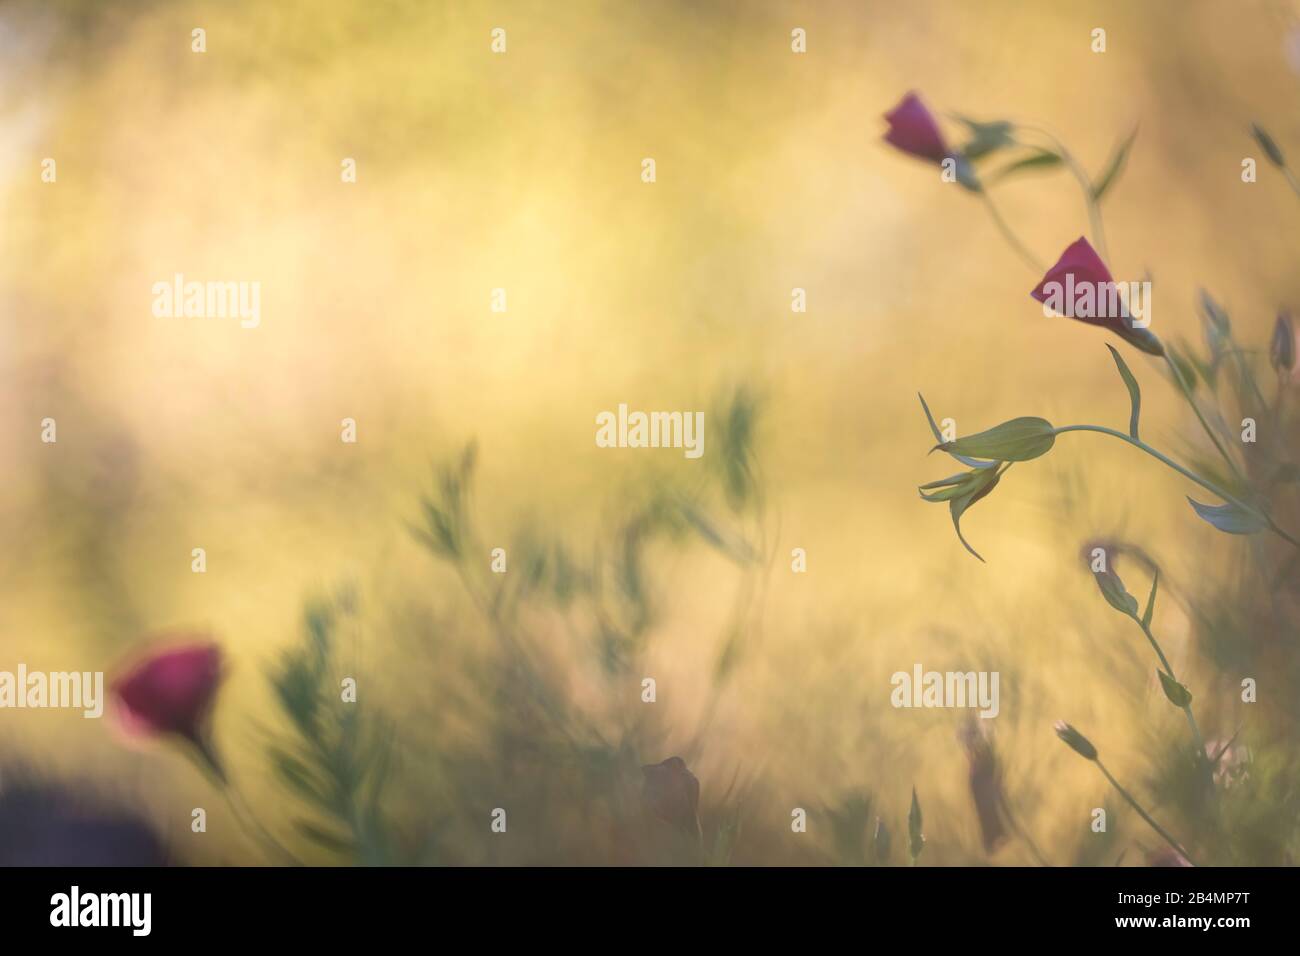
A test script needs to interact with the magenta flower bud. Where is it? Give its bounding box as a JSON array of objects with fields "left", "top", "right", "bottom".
[
  {"left": 1031, "top": 237, "right": 1164, "bottom": 356},
  {"left": 112, "top": 639, "right": 225, "bottom": 778},
  {"left": 882, "top": 92, "right": 951, "bottom": 164}
]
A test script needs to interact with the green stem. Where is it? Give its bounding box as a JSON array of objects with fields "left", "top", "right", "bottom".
[
  {"left": 1133, "top": 617, "right": 1204, "bottom": 756},
  {"left": 981, "top": 190, "right": 1045, "bottom": 274},
  {"left": 1018, "top": 125, "right": 1108, "bottom": 260},
  {"left": 1053, "top": 424, "right": 1300, "bottom": 549},
  {"left": 1161, "top": 350, "right": 1249, "bottom": 488},
  {"left": 1095, "top": 759, "right": 1197, "bottom": 865}
]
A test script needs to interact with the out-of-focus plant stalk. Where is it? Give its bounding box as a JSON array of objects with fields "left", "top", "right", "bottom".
[
  {"left": 1160, "top": 349, "right": 1251, "bottom": 488},
  {"left": 1020, "top": 124, "right": 1110, "bottom": 261},
  {"left": 1094, "top": 759, "right": 1198, "bottom": 866},
  {"left": 980, "top": 191, "right": 1044, "bottom": 273}
]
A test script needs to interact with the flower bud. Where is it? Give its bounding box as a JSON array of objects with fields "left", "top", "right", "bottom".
[
  {"left": 1054, "top": 720, "right": 1098, "bottom": 761},
  {"left": 1272, "top": 312, "right": 1295, "bottom": 374},
  {"left": 882, "top": 92, "right": 951, "bottom": 164},
  {"left": 1253, "top": 123, "right": 1287, "bottom": 168}
]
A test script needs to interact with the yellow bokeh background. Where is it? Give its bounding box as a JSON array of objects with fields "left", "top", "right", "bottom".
[{"left": 2, "top": 0, "right": 1298, "bottom": 863}]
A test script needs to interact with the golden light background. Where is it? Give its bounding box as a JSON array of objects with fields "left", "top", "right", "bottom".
[{"left": 2, "top": 0, "right": 1298, "bottom": 864}]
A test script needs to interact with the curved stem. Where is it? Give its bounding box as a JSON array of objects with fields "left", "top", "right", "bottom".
[
  {"left": 1054, "top": 424, "right": 1245, "bottom": 506},
  {"left": 1052, "top": 424, "right": 1300, "bottom": 548},
  {"left": 980, "top": 191, "right": 1045, "bottom": 274},
  {"left": 1095, "top": 759, "right": 1197, "bottom": 865},
  {"left": 1017, "top": 124, "right": 1108, "bottom": 260}
]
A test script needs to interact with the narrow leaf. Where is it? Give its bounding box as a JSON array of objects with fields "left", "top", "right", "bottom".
[
  {"left": 1252, "top": 123, "right": 1286, "bottom": 168},
  {"left": 1157, "top": 670, "right": 1193, "bottom": 708},
  {"left": 918, "top": 393, "right": 995, "bottom": 468},
  {"left": 988, "top": 148, "right": 1063, "bottom": 183},
  {"left": 936, "top": 416, "right": 1056, "bottom": 462},
  {"left": 1094, "top": 567, "right": 1139, "bottom": 617},
  {"left": 908, "top": 787, "right": 926, "bottom": 862},
  {"left": 1187, "top": 497, "right": 1266, "bottom": 535},
  {"left": 294, "top": 819, "right": 355, "bottom": 853},
  {"left": 954, "top": 115, "right": 1016, "bottom": 160},
  {"left": 1141, "top": 570, "right": 1158, "bottom": 629},
  {"left": 1106, "top": 344, "right": 1142, "bottom": 440},
  {"left": 949, "top": 466, "right": 1004, "bottom": 562},
  {"left": 1091, "top": 126, "right": 1138, "bottom": 202}
]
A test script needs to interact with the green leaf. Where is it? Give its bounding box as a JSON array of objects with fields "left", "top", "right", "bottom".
[
  {"left": 1094, "top": 566, "right": 1139, "bottom": 617},
  {"left": 1141, "top": 570, "right": 1158, "bottom": 629},
  {"left": 1187, "top": 497, "right": 1266, "bottom": 535},
  {"left": 1199, "top": 290, "right": 1231, "bottom": 355},
  {"left": 955, "top": 116, "right": 1016, "bottom": 161},
  {"left": 294, "top": 819, "right": 355, "bottom": 853},
  {"left": 1106, "top": 345, "right": 1142, "bottom": 441},
  {"left": 918, "top": 393, "right": 995, "bottom": 469},
  {"left": 953, "top": 154, "right": 982, "bottom": 193},
  {"left": 908, "top": 788, "right": 925, "bottom": 862},
  {"left": 948, "top": 465, "right": 1004, "bottom": 562},
  {"left": 1157, "top": 670, "right": 1193, "bottom": 708},
  {"left": 935, "top": 416, "right": 1056, "bottom": 462},
  {"left": 1091, "top": 127, "right": 1138, "bottom": 202},
  {"left": 987, "top": 148, "right": 1063, "bottom": 183}
]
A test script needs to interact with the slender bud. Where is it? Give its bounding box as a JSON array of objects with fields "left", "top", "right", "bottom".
[
  {"left": 1054, "top": 721, "right": 1098, "bottom": 761},
  {"left": 1253, "top": 123, "right": 1287, "bottom": 167},
  {"left": 1271, "top": 312, "right": 1295, "bottom": 373}
]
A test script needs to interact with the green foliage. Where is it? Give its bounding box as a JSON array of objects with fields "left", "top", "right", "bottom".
[
  {"left": 266, "top": 594, "right": 394, "bottom": 864},
  {"left": 907, "top": 787, "right": 925, "bottom": 863},
  {"left": 1106, "top": 345, "right": 1142, "bottom": 440},
  {"left": 934, "top": 416, "right": 1056, "bottom": 462}
]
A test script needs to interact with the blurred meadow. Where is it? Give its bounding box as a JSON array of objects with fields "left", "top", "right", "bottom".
[{"left": 2, "top": 0, "right": 1300, "bottom": 864}]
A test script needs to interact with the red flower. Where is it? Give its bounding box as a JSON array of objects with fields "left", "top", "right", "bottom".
[
  {"left": 959, "top": 720, "right": 1007, "bottom": 854},
  {"left": 112, "top": 639, "right": 225, "bottom": 778},
  {"left": 883, "top": 92, "right": 950, "bottom": 164},
  {"left": 1031, "top": 237, "right": 1163, "bottom": 355},
  {"left": 641, "top": 756, "right": 702, "bottom": 841}
]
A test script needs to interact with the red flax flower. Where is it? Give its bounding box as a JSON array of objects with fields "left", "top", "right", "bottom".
[
  {"left": 112, "top": 639, "right": 226, "bottom": 780},
  {"left": 1031, "top": 237, "right": 1163, "bottom": 355},
  {"left": 882, "top": 91, "right": 951, "bottom": 163}
]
